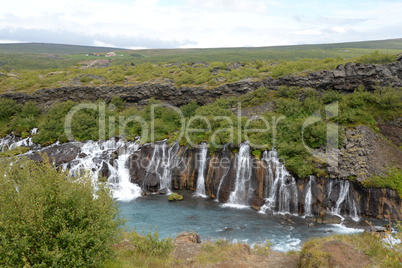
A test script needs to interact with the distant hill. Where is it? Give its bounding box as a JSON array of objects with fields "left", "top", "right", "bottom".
[
  {"left": 0, "top": 39, "right": 401, "bottom": 70},
  {"left": 0, "top": 43, "right": 126, "bottom": 54},
  {"left": 0, "top": 38, "right": 402, "bottom": 55}
]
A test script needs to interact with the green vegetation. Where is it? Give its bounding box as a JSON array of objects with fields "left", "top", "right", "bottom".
[
  {"left": 105, "top": 229, "right": 174, "bottom": 268},
  {"left": 299, "top": 229, "right": 402, "bottom": 267},
  {"left": 0, "top": 46, "right": 401, "bottom": 189},
  {"left": 0, "top": 157, "right": 122, "bottom": 267},
  {"left": 0, "top": 146, "right": 30, "bottom": 157},
  {"left": 168, "top": 192, "right": 184, "bottom": 201},
  {"left": 1, "top": 82, "right": 401, "bottom": 184},
  {"left": 194, "top": 239, "right": 251, "bottom": 266},
  {"left": 0, "top": 51, "right": 399, "bottom": 93},
  {"left": 364, "top": 168, "right": 402, "bottom": 197}
]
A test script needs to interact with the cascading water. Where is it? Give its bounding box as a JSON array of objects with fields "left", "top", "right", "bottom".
[
  {"left": 108, "top": 142, "right": 142, "bottom": 201},
  {"left": 333, "top": 180, "right": 350, "bottom": 215},
  {"left": 331, "top": 180, "right": 360, "bottom": 221},
  {"left": 194, "top": 143, "right": 208, "bottom": 198},
  {"left": 260, "top": 150, "right": 298, "bottom": 214},
  {"left": 65, "top": 138, "right": 142, "bottom": 201},
  {"left": 327, "top": 180, "right": 333, "bottom": 201},
  {"left": 144, "top": 141, "right": 180, "bottom": 192},
  {"left": 0, "top": 130, "right": 366, "bottom": 220},
  {"left": 0, "top": 128, "right": 39, "bottom": 152},
  {"left": 226, "top": 143, "right": 253, "bottom": 207},
  {"left": 304, "top": 176, "right": 314, "bottom": 216},
  {"left": 159, "top": 142, "right": 171, "bottom": 190}
]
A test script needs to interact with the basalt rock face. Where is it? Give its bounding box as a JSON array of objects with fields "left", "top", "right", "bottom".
[
  {"left": 2, "top": 61, "right": 402, "bottom": 107},
  {"left": 4, "top": 133, "right": 398, "bottom": 220},
  {"left": 125, "top": 142, "right": 402, "bottom": 220},
  {"left": 297, "top": 177, "right": 402, "bottom": 220}
]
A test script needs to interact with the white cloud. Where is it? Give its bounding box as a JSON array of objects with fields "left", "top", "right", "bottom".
[
  {"left": 331, "top": 26, "right": 346, "bottom": 33},
  {"left": 186, "top": 0, "right": 268, "bottom": 14},
  {"left": 294, "top": 29, "right": 322, "bottom": 35},
  {"left": 0, "top": 0, "right": 401, "bottom": 48}
]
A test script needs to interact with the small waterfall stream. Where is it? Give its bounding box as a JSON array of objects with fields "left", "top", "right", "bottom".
[
  {"left": 304, "top": 176, "right": 314, "bottom": 216},
  {"left": 331, "top": 180, "right": 360, "bottom": 221},
  {"left": 226, "top": 143, "right": 253, "bottom": 207},
  {"left": 108, "top": 142, "right": 142, "bottom": 201},
  {"left": 0, "top": 128, "right": 39, "bottom": 152},
  {"left": 143, "top": 141, "right": 180, "bottom": 192},
  {"left": 195, "top": 143, "right": 208, "bottom": 198},
  {"left": 66, "top": 138, "right": 142, "bottom": 201},
  {"left": 261, "top": 150, "right": 298, "bottom": 215},
  {"left": 160, "top": 142, "right": 172, "bottom": 191}
]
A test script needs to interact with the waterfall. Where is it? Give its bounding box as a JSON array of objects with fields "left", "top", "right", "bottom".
[
  {"left": 333, "top": 180, "right": 350, "bottom": 215},
  {"left": 160, "top": 142, "right": 171, "bottom": 190},
  {"left": 226, "top": 143, "right": 253, "bottom": 207},
  {"left": 215, "top": 151, "right": 231, "bottom": 202},
  {"left": 144, "top": 141, "right": 179, "bottom": 192},
  {"left": 66, "top": 138, "right": 142, "bottom": 201},
  {"left": 0, "top": 131, "right": 39, "bottom": 152},
  {"left": 304, "top": 176, "right": 314, "bottom": 216},
  {"left": 261, "top": 150, "right": 298, "bottom": 215},
  {"left": 108, "top": 142, "right": 142, "bottom": 201},
  {"left": 327, "top": 180, "right": 333, "bottom": 201},
  {"left": 331, "top": 180, "right": 360, "bottom": 221},
  {"left": 195, "top": 142, "right": 208, "bottom": 198}
]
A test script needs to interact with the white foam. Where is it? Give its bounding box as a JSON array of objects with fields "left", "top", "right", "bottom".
[
  {"left": 327, "top": 224, "right": 364, "bottom": 234},
  {"left": 221, "top": 203, "right": 250, "bottom": 210},
  {"left": 271, "top": 235, "right": 302, "bottom": 252}
]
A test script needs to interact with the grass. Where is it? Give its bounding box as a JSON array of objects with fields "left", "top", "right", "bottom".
[
  {"left": 0, "top": 38, "right": 401, "bottom": 71},
  {"left": 104, "top": 229, "right": 174, "bottom": 268},
  {"left": 1, "top": 78, "right": 400, "bottom": 184},
  {"left": 0, "top": 50, "right": 399, "bottom": 94},
  {"left": 363, "top": 167, "right": 402, "bottom": 197},
  {"left": 299, "top": 231, "right": 402, "bottom": 267}
]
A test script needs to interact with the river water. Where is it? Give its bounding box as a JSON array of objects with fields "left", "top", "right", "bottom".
[
  {"left": 118, "top": 191, "right": 367, "bottom": 252},
  {"left": 0, "top": 134, "right": 379, "bottom": 252}
]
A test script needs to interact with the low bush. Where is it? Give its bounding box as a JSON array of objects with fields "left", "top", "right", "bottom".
[
  {"left": 363, "top": 167, "right": 402, "bottom": 197},
  {"left": 0, "top": 157, "right": 122, "bottom": 267},
  {"left": 357, "top": 50, "right": 396, "bottom": 64}
]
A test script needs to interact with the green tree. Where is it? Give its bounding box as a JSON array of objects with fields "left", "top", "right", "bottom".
[{"left": 0, "top": 157, "right": 122, "bottom": 267}]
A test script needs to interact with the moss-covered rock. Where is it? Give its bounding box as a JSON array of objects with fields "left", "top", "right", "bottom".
[{"left": 168, "top": 193, "right": 184, "bottom": 201}]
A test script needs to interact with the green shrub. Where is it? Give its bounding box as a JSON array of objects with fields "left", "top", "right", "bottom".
[
  {"left": 276, "top": 86, "right": 299, "bottom": 98},
  {"left": 180, "top": 100, "right": 199, "bottom": 118},
  {"left": 0, "top": 157, "right": 122, "bottom": 267},
  {"left": 0, "top": 98, "right": 21, "bottom": 120},
  {"left": 357, "top": 50, "right": 396, "bottom": 64},
  {"left": 363, "top": 167, "right": 402, "bottom": 197}
]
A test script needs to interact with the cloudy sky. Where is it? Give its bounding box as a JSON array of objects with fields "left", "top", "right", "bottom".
[{"left": 0, "top": 0, "right": 401, "bottom": 49}]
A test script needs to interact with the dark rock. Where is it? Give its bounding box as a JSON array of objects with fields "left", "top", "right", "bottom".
[
  {"left": 29, "top": 143, "right": 81, "bottom": 165},
  {"left": 3, "top": 61, "right": 402, "bottom": 107},
  {"left": 141, "top": 190, "right": 151, "bottom": 196},
  {"left": 174, "top": 232, "right": 201, "bottom": 244},
  {"left": 370, "top": 226, "right": 388, "bottom": 232},
  {"left": 158, "top": 188, "right": 169, "bottom": 195},
  {"left": 227, "top": 62, "right": 244, "bottom": 71},
  {"left": 250, "top": 197, "right": 265, "bottom": 210},
  {"left": 316, "top": 213, "right": 342, "bottom": 224},
  {"left": 286, "top": 218, "right": 295, "bottom": 224}
]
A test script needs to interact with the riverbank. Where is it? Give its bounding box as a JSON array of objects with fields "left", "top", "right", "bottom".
[{"left": 108, "top": 228, "right": 401, "bottom": 267}]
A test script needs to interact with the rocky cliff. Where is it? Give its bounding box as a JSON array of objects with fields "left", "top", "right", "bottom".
[
  {"left": 2, "top": 131, "right": 398, "bottom": 221},
  {"left": 2, "top": 61, "right": 402, "bottom": 107},
  {"left": 126, "top": 142, "right": 402, "bottom": 221}
]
